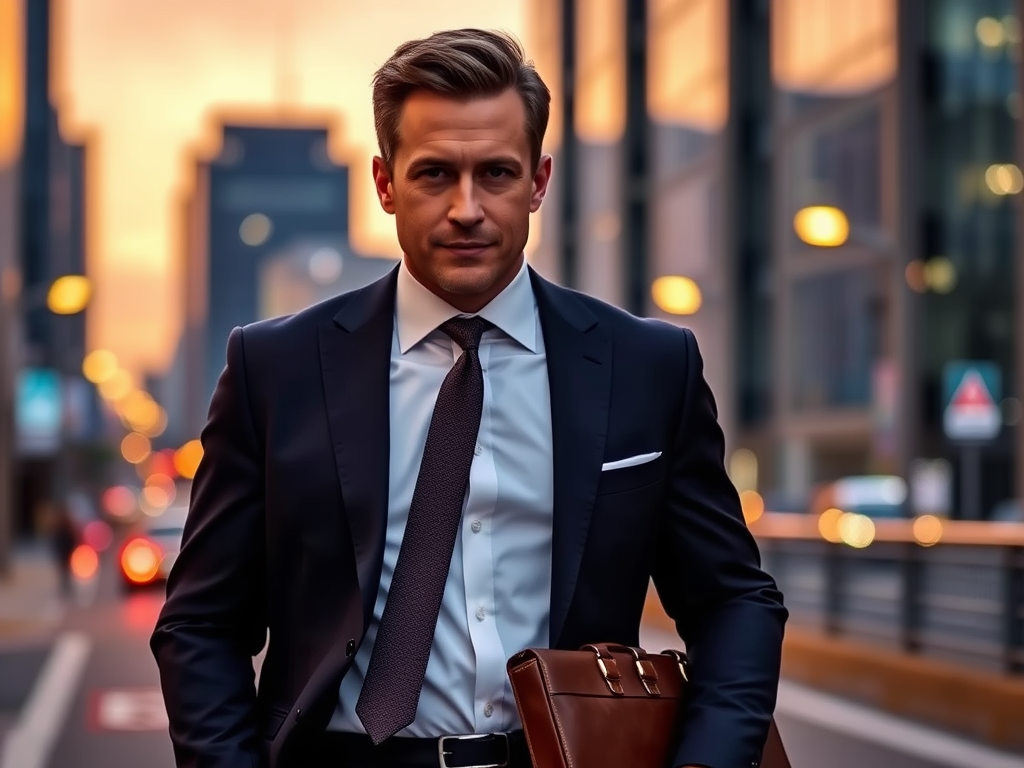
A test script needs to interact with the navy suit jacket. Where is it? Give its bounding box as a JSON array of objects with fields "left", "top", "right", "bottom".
[{"left": 151, "top": 266, "right": 787, "bottom": 768}]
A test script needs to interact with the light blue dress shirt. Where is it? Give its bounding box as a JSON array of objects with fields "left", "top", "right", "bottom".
[{"left": 331, "top": 257, "right": 554, "bottom": 737}]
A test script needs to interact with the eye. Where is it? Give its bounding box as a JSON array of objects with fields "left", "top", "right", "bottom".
[
  {"left": 485, "top": 167, "right": 513, "bottom": 178},
  {"left": 417, "top": 167, "right": 448, "bottom": 179}
]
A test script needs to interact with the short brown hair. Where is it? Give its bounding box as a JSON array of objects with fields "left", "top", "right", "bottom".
[{"left": 372, "top": 29, "right": 550, "bottom": 172}]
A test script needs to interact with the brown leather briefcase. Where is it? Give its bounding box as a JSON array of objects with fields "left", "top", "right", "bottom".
[{"left": 507, "top": 643, "right": 792, "bottom": 768}]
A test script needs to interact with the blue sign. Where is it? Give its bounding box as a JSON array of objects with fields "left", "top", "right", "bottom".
[
  {"left": 15, "top": 367, "right": 62, "bottom": 456},
  {"left": 942, "top": 361, "right": 1001, "bottom": 441}
]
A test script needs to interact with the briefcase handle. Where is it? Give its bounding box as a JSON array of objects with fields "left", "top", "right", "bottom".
[{"left": 581, "top": 643, "right": 689, "bottom": 697}]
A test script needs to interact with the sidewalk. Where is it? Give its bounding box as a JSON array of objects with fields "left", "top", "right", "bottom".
[{"left": 0, "top": 543, "right": 66, "bottom": 646}]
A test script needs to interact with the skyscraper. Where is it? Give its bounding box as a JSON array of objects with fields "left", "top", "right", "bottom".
[{"left": 181, "top": 122, "right": 354, "bottom": 434}]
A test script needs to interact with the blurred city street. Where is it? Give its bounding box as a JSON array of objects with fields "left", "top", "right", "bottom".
[
  {"left": 1, "top": 554, "right": 1022, "bottom": 768},
  {"left": 0, "top": 545, "right": 176, "bottom": 767}
]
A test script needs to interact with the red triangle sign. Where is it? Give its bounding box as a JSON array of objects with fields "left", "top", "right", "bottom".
[{"left": 951, "top": 371, "right": 995, "bottom": 408}]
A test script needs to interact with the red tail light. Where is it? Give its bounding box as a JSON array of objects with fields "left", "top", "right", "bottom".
[{"left": 120, "top": 537, "right": 162, "bottom": 584}]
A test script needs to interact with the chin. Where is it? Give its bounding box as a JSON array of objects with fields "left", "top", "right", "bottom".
[
  {"left": 434, "top": 264, "right": 502, "bottom": 295},
  {"left": 437, "top": 274, "right": 496, "bottom": 296}
]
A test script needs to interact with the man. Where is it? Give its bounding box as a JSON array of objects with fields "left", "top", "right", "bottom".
[{"left": 152, "top": 28, "right": 787, "bottom": 768}]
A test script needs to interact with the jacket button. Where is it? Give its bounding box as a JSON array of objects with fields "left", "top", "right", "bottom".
[
  {"left": 294, "top": 707, "right": 302, "bottom": 721},
  {"left": 346, "top": 639, "right": 356, "bottom": 657}
]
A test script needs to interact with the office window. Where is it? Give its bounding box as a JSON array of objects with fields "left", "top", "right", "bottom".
[
  {"left": 647, "top": 0, "right": 728, "bottom": 175},
  {"left": 772, "top": 0, "right": 896, "bottom": 252},
  {"left": 772, "top": 0, "right": 897, "bottom": 118},
  {"left": 790, "top": 266, "right": 881, "bottom": 410},
  {"left": 785, "top": 103, "right": 884, "bottom": 246},
  {"left": 216, "top": 177, "right": 339, "bottom": 213}
]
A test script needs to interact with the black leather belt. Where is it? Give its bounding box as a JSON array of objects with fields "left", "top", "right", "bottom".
[{"left": 310, "top": 729, "right": 530, "bottom": 767}]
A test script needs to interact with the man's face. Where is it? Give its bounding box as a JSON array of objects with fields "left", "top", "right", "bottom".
[{"left": 373, "top": 89, "right": 552, "bottom": 312}]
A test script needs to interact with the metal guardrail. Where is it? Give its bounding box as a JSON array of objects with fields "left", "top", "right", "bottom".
[{"left": 749, "top": 513, "right": 1024, "bottom": 676}]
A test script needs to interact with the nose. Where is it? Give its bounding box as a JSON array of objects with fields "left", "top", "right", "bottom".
[{"left": 448, "top": 174, "right": 484, "bottom": 227}]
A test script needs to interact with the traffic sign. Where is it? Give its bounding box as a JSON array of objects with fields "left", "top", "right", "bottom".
[
  {"left": 14, "top": 367, "right": 63, "bottom": 456},
  {"left": 942, "top": 361, "right": 1001, "bottom": 441},
  {"left": 89, "top": 688, "right": 168, "bottom": 731}
]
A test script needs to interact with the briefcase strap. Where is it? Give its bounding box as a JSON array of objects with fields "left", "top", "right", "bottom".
[{"left": 580, "top": 643, "right": 690, "bottom": 696}]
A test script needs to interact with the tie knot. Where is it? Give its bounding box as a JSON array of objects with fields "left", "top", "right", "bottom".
[{"left": 440, "top": 316, "right": 492, "bottom": 350}]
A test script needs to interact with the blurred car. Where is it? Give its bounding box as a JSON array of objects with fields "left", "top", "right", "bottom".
[
  {"left": 118, "top": 504, "right": 188, "bottom": 589},
  {"left": 760, "top": 490, "right": 810, "bottom": 515},
  {"left": 811, "top": 475, "right": 909, "bottom": 518}
]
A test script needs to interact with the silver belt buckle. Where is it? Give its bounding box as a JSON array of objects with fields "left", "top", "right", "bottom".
[{"left": 437, "top": 732, "right": 510, "bottom": 768}]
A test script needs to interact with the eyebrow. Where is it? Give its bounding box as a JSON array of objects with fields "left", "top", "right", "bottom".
[{"left": 405, "top": 156, "right": 524, "bottom": 175}]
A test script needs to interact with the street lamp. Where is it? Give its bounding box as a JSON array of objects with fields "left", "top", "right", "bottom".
[
  {"left": 793, "top": 205, "right": 849, "bottom": 247},
  {"left": 651, "top": 275, "right": 703, "bottom": 316},
  {"left": 46, "top": 274, "right": 92, "bottom": 315}
]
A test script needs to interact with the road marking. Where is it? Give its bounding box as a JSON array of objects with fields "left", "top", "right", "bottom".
[
  {"left": 0, "top": 632, "right": 91, "bottom": 768},
  {"left": 776, "top": 680, "right": 1024, "bottom": 768},
  {"left": 638, "top": 625, "right": 1023, "bottom": 768},
  {"left": 89, "top": 688, "right": 168, "bottom": 731}
]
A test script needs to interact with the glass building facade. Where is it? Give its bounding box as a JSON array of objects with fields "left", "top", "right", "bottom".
[{"left": 529, "top": 0, "right": 1024, "bottom": 517}]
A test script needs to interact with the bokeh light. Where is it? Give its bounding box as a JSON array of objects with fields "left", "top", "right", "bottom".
[
  {"left": 651, "top": 276, "right": 702, "bottom": 315},
  {"left": 818, "top": 507, "right": 844, "bottom": 543},
  {"left": 121, "top": 432, "right": 152, "bottom": 464},
  {"left": 82, "top": 349, "right": 119, "bottom": 384},
  {"left": 99, "top": 369, "right": 133, "bottom": 401},
  {"left": 142, "top": 484, "right": 172, "bottom": 511},
  {"left": 46, "top": 274, "right": 92, "bottom": 314},
  {"left": 70, "top": 544, "right": 99, "bottom": 580},
  {"left": 121, "top": 538, "right": 162, "bottom": 584},
  {"left": 793, "top": 206, "right": 849, "bottom": 247},
  {"left": 102, "top": 485, "right": 137, "bottom": 518},
  {"left": 912, "top": 514, "right": 944, "bottom": 547},
  {"left": 174, "top": 439, "right": 204, "bottom": 480},
  {"left": 239, "top": 213, "right": 272, "bottom": 245},
  {"left": 82, "top": 520, "right": 114, "bottom": 552},
  {"left": 739, "top": 490, "right": 765, "bottom": 524},
  {"left": 837, "top": 513, "right": 876, "bottom": 549},
  {"left": 985, "top": 163, "right": 1023, "bottom": 195}
]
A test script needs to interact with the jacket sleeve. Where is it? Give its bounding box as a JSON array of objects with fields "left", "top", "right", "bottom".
[
  {"left": 652, "top": 328, "right": 788, "bottom": 768},
  {"left": 151, "top": 326, "right": 267, "bottom": 768}
]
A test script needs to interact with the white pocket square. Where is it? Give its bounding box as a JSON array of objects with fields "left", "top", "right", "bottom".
[{"left": 601, "top": 451, "right": 662, "bottom": 472}]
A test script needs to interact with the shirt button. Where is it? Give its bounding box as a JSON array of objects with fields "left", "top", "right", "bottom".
[
  {"left": 471, "top": 520, "right": 482, "bottom": 533},
  {"left": 483, "top": 703, "right": 494, "bottom": 718},
  {"left": 474, "top": 443, "right": 482, "bottom": 456},
  {"left": 476, "top": 606, "right": 486, "bottom": 621}
]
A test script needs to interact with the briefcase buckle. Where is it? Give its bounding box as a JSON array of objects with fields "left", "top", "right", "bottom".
[{"left": 437, "top": 732, "right": 510, "bottom": 768}]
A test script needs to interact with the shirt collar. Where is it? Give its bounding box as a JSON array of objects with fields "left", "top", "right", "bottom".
[{"left": 395, "top": 256, "right": 538, "bottom": 354}]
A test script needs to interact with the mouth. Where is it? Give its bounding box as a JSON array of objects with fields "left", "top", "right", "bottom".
[{"left": 440, "top": 242, "right": 492, "bottom": 256}]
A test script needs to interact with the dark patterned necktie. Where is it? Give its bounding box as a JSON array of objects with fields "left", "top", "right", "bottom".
[{"left": 356, "top": 315, "right": 492, "bottom": 744}]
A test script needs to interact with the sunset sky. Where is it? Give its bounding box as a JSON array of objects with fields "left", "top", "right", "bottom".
[{"left": 54, "top": 0, "right": 532, "bottom": 376}]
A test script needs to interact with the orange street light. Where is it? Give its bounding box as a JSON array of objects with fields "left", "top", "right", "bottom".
[
  {"left": 46, "top": 275, "right": 93, "bottom": 314},
  {"left": 793, "top": 206, "right": 849, "bottom": 247},
  {"left": 651, "top": 276, "right": 702, "bottom": 315}
]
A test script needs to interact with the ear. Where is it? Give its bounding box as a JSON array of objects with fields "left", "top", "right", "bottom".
[
  {"left": 372, "top": 156, "right": 396, "bottom": 215},
  {"left": 529, "top": 154, "right": 553, "bottom": 213}
]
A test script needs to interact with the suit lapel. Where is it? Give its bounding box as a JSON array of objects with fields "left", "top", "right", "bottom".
[
  {"left": 530, "top": 269, "right": 612, "bottom": 647},
  {"left": 318, "top": 267, "right": 398, "bottom": 626}
]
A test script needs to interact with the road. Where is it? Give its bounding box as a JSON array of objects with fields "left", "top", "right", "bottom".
[
  {"left": 1, "top": 556, "right": 1022, "bottom": 768},
  {"left": 1, "top": 552, "right": 175, "bottom": 768}
]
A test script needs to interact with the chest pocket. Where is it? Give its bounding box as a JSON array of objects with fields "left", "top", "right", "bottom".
[{"left": 596, "top": 454, "right": 664, "bottom": 496}]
